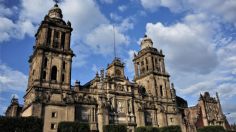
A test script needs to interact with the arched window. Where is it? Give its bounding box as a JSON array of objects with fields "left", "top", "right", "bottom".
[
  {"left": 160, "top": 85, "right": 163, "bottom": 97},
  {"left": 43, "top": 58, "right": 47, "bottom": 68},
  {"left": 63, "top": 61, "right": 66, "bottom": 70},
  {"left": 47, "top": 28, "right": 52, "bottom": 46},
  {"left": 51, "top": 66, "right": 57, "bottom": 81},
  {"left": 61, "top": 74, "right": 65, "bottom": 82},
  {"left": 61, "top": 32, "right": 65, "bottom": 49},
  {"left": 42, "top": 71, "right": 46, "bottom": 80},
  {"left": 53, "top": 31, "right": 59, "bottom": 48}
]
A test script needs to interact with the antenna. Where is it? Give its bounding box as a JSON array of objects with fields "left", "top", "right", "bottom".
[{"left": 113, "top": 25, "right": 117, "bottom": 59}]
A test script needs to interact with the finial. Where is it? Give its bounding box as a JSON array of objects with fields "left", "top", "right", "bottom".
[
  {"left": 67, "top": 21, "right": 71, "bottom": 26},
  {"left": 133, "top": 52, "right": 136, "bottom": 57},
  {"left": 216, "top": 92, "right": 220, "bottom": 100},
  {"left": 53, "top": 0, "right": 60, "bottom": 4},
  {"left": 75, "top": 80, "right": 80, "bottom": 86},
  {"left": 171, "top": 83, "right": 174, "bottom": 89}
]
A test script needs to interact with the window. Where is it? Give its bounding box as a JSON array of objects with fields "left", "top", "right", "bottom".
[
  {"left": 51, "top": 112, "right": 57, "bottom": 118},
  {"left": 141, "top": 61, "right": 144, "bottom": 66},
  {"left": 145, "top": 111, "right": 152, "bottom": 126},
  {"left": 50, "top": 123, "right": 56, "bottom": 130},
  {"left": 151, "top": 57, "right": 154, "bottom": 70},
  {"left": 32, "top": 70, "right": 35, "bottom": 75},
  {"left": 145, "top": 58, "right": 148, "bottom": 64},
  {"left": 63, "top": 61, "right": 66, "bottom": 70},
  {"left": 42, "top": 71, "right": 46, "bottom": 80},
  {"left": 137, "top": 62, "right": 140, "bottom": 76},
  {"left": 160, "top": 85, "right": 163, "bottom": 97},
  {"left": 43, "top": 58, "right": 47, "bottom": 68},
  {"left": 51, "top": 66, "right": 57, "bottom": 81},
  {"left": 62, "top": 74, "right": 65, "bottom": 82},
  {"left": 61, "top": 32, "right": 65, "bottom": 49},
  {"left": 53, "top": 31, "right": 59, "bottom": 48},
  {"left": 47, "top": 28, "right": 52, "bottom": 46},
  {"left": 170, "top": 117, "right": 173, "bottom": 122}
]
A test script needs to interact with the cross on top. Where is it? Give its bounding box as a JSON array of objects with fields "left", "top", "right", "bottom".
[{"left": 53, "top": 0, "right": 60, "bottom": 4}]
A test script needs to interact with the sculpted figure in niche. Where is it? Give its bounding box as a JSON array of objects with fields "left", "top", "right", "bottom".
[
  {"left": 117, "top": 101, "right": 125, "bottom": 113},
  {"left": 44, "top": 91, "right": 51, "bottom": 103}
]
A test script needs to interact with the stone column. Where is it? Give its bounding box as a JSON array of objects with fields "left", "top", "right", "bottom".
[
  {"left": 134, "top": 102, "right": 145, "bottom": 127},
  {"left": 97, "top": 97, "right": 109, "bottom": 132},
  {"left": 153, "top": 110, "right": 158, "bottom": 127},
  {"left": 66, "top": 57, "right": 72, "bottom": 89}
]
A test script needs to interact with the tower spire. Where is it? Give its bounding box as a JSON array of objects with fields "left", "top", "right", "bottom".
[{"left": 113, "top": 25, "right": 117, "bottom": 59}]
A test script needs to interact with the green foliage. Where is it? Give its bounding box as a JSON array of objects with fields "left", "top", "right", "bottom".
[
  {"left": 197, "top": 126, "right": 226, "bottom": 132},
  {"left": 0, "top": 116, "right": 43, "bottom": 132},
  {"left": 159, "top": 125, "right": 182, "bottom": 132},
  {"left": 135, "top": 126, "right": 159, "bottom": 132},
  {"left": 58, "top": 122, "right": 90, "bottom": 132},
  {"left": 103, "top": 124, "right": 127, "bottom": 132},
  {"left": 135, "top": 125, "right": 181, "bottom": 132}
]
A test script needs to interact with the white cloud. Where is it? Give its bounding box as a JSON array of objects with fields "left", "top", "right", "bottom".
[
  {"left": 140, "top": 0, "right": 185, "bottom": 13},
  {"left": 142, "top": 12, "right": 236, "bottom": 118},
  {"left": 0, "top": 17, "right": 36, "bottom": 42},
  {"left": 110, "top": 13, "right": 122, "bottom": 21},
  {"left": 20, "top": 0, "right": 53, "bottom": 24},
  {"left": 71, "top": 43, "right": 91, "bottom": 68},
  {"left": 0, "top": 1, "right": 40, "bottom": 43},
  {"left": 140, "top": 0, "right": 161, "bottom": 12},
  {"left": 0, "top": 64, "right": 28, "bottom": 92},
  {"left": 145, "top": 13, "right": 218, "bottom": 74},
  {"left": 221, "top": 103, "right": 236, "bottom": 123},
  {"left": 92, "top": 64, "right": 99, "bottom": 73},
  {"left": 0, "top": 4, "right": 14, "bottom": 17},
  {"left": 0, "top": 17, "right": 15, "bottom": 42},
  {"left": 188, "top": 0, "right": 236, "bottom": 26},
  {"left": 161, "top": 0, "right": 185, "bottom": 12},
  {"left": 85, "top": 24, "right": 129, "bottom": 55},
  {"left": 118, "top": 5, "right": 127, "bottom": 12},
  {"left": 140, "top": 0, "right": 236, "bottom": 26},
  {"left": 0, "top": 0, "right": 133, "bottom": 67},
  {"left": 124, "top": 50, "right": 137, "bottom": 75},
  {"left": 118, "top": 18, "right": 134, "bottom": 32},
  {"left": 100, "top": 0, "right": 114, "bottom": 4},
  {"left": 61, "top": 0, "right": 108, "bottom": 40}
]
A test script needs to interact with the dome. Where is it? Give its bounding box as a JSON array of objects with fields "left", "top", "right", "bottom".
[
  {"left": 141, "top": 35, "right": 153, "bottom": 50},
  {"left": 48, "top": 4, "right": 63, "bottom": 19}
]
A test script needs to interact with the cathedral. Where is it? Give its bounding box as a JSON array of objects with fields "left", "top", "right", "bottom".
[{"left": 5, "top": 4, "right": 231, "bottom": 132}]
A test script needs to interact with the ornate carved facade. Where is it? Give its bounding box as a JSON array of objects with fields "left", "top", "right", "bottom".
[{"left": 5, "top": 4, "right": 231, "bottom": 132}]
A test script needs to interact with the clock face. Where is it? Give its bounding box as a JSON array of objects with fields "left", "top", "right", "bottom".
[{"left": 115, "top": 69, "right": 121, "bottom": 76}]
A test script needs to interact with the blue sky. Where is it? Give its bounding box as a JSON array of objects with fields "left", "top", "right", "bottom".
[{"left": 0, "top": 0, "right": 236, "bottom": 124}]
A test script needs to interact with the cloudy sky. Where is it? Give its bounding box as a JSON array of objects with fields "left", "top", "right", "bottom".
[{"left": 0, "top": 0, "right": 236, "bottom": 123}]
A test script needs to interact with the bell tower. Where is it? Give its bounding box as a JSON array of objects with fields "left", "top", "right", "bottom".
[
  {"left": 133, "top": 35, "right": 180, "bottom": 127},
  {"left": 23, "top": 4, "right": 74, "bottom": 116},
  {"left": 27, "top": 4, "right": 74, "bottom": 91},
  {"left": 133, "top": 35, "right": 175, "bottom": 100}
]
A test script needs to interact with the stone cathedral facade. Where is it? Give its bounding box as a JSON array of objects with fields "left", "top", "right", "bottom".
[{"left": 5, "top": 4, "right": 231, "bottom": 132}]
